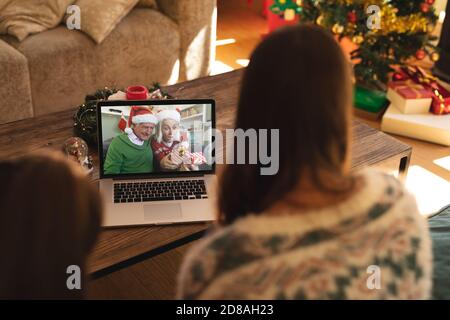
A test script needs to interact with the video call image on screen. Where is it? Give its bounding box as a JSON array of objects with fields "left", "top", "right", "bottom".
[{"left": 101, "top": 104, "right": 213, "bottom": 175}]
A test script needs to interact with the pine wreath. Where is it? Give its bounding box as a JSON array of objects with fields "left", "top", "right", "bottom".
[{"left": 73, "top": 84, "right": 172, "bottom": 146}]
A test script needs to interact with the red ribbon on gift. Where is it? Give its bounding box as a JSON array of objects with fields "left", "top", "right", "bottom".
[
  {"left": 388, "top": 80, "right": 433, "bottom": 99},
  {"left": 394, "top": 66, "right": 450, "bottom": 115}
]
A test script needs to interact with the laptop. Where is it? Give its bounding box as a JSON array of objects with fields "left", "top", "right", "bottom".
[{"left": 97, "top": 99, "right": 216, "bottom": 227}]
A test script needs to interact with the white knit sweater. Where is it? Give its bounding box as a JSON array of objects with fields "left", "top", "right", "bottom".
[{"left": 177, "top": 169, "right": 432, "bottom": 299}]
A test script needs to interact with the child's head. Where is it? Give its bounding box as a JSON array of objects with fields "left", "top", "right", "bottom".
[
  {"left": 219, "top": 24, "right": 353, "bottom": 223},
  {"left": 0, "top": 151, "right": 102, "bottom": 299}
]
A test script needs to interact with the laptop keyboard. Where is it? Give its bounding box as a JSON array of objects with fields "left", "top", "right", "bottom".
[{"left": 113, "top": 179, "right": 208, "bottom": 203}]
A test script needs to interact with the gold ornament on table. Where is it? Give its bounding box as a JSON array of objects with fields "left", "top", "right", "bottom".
[{"left": 296, "top": 0, "right": 302, "bottom": 5}]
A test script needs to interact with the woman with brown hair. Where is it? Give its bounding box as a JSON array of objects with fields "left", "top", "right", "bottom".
[
  {"left": 0, "top": 151, "right": 102, "bottom": 299},
  {"left": 177, "top": 25, "right": 432, "bottom": 299}
]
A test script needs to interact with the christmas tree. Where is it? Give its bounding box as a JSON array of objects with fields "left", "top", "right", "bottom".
[
  {"left": 270, "top": 0, "right": 302, "bottom": 21},
  {"left": 298, "top": 0, "right": 439, "bottom": 87}
]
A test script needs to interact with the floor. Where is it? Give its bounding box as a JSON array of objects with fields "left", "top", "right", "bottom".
[{"left": 89, "top": 0, "right": 450, "bottom": 299}]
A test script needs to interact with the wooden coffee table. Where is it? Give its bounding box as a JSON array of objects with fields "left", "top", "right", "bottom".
[{"left": 0, "top": 69, "right": 411, "bottom": 277}]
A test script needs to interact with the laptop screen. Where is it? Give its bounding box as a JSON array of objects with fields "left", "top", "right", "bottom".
[{"left": 98, "top": 100, "right": 215, "bottom": 178}]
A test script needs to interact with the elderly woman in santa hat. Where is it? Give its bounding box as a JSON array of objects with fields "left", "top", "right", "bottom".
[{"left": 151, "top": 109, "right": 196, "bottom": 171}]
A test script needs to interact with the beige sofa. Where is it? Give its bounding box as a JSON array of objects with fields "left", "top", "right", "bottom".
[{"left": 0, "top": 0, "right": 216, "bottom": 125}]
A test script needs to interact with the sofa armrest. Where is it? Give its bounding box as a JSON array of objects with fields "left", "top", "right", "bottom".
[
  {"left": 157, "top": 0, "right": 216, "bottom": 81},
  {"left": 0, "top": 39, "right": 33, "bottom": 124}
]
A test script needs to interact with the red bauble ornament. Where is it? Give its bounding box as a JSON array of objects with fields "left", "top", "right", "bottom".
[
  {"left": 420, "top": 2, "right": 430, "bottom": 13},
  {"left": 426, "top": 0, "right": 435, "bottom": 5},
  {"left": 415, "top": 49, "right": 426, "bottom": 60},
  {"left": 118, "top": 114, "right": 127, "bottom": 132},
  {"left": 347, "top": 11, "right": 357, "bottom": 24},
  {"left": 393, "top": 72, "right": 405, "bottom": 81}
]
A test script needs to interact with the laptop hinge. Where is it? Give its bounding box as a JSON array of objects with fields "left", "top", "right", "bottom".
[{"left": 111, "top": 173, "right": 205, "bottom": 181}]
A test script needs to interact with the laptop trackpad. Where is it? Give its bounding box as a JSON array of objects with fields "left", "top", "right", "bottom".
[{"left": 144, "top": 203, "right": 182, "bottom": 221}]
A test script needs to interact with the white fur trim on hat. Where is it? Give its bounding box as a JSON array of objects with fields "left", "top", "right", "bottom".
[
  {"left": 156, "top": 109, "right": 181, "bottom": 123},
  {"left": 132, "top": 114, "right": 158, "bottom": 125}
]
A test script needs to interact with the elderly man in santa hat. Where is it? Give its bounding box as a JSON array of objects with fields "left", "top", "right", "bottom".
[{"left": 104, "top": 106, "right": 158, "bottom": 175}]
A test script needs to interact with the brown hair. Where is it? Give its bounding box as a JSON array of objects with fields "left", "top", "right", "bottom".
[
  {"left": 0, "top": 151, "right": 102, "bottom": 299},
  {"left": 218, "top": 24, "right": 353, "bottom": 224}
]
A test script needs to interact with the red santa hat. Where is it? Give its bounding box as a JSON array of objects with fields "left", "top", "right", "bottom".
[
  {"left": 156, "top": 108, "right": 181, "bottom": 123},
  {"left": 121, "top": 106, "right": 158, "bottom": 134}
]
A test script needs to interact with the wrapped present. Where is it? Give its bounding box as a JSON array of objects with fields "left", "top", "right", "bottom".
[
  {"left": 354, "top": 86, "right": 390, "bottom": 114},
  {"left": 387, "top": 80, "right": 433, "bottom": 114},
  {"left": 171, "top": 142, "right": 190, "bottom": 165},
  {"left": 392, "top": 66, "right": 450, "bottom": 115},
  {"left": 381, "top": 103, "right": 450, "bottom": 146},
  {"left": 171, "top": 150, "right": 206, "bottom": 165},
  {"left": 171, "top": 141, "right": 206, "bottom": 166},
  {"left": 190, "top": 152, "right": 206, "bottom": 165}
]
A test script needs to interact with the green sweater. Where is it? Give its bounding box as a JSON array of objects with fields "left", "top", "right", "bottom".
[{"left": 104, "top": 133, "right": 153, "bottom": 175}]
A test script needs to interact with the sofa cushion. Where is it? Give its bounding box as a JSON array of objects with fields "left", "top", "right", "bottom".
[
  {"left": 71, "top": 0, "right": 139, "bottom": 44},
  {"left": 137, "top": 0, "right": 158, "bottom": 8},
  {"left": 428, "top": 205, "right": 450, "bottom": 299},
  {"left": 0, "top": 40, "right": 33, "bottom": 124},
  {"left": 0, "top": 0, "right": 74, "bottom": 41},
  {"left": 5, "top": 8, "right": 180, "bottom": 117}
]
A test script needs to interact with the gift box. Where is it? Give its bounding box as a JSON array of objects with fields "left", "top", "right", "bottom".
[
  {"left": 354, "top": 86, "right": 390, "bottom": 119},
  {"left": 190, "top": 152, "right": 207, "bottom": 165},
  {"left": 381, "top": 103, "right": 450, "bottom": 146},
  {"left": 387, "top": 80, "right": 433, "bottom": 114},
  {"left": 392, "top": 66, "right": 450, "bottom": 115},
  {"left": 171, "top": 151, "right": 206, "bottom": 165},
  {"left": 430, "top": 87, "right": 450, "bottom": 115},
  {"left": 171, "top": 142, "right": 207, "bottom": 166}
]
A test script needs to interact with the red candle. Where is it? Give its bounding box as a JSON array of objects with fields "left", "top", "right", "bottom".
[{"left": 126, "top": 86, "right": 148, "bottom": 100}]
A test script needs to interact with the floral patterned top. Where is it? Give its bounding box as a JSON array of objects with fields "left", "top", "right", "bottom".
[{"left": 177, "top": 169, "right": 432, "bottom": 299}]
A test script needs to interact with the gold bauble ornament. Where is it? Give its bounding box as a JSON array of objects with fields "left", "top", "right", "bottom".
[
  {"left": 352, "top": 35, "right": 364, "bottom": 44},
  {"left": 431, "top": 52, "right": 440, "bottom": 62},
  {"left": 332, "top": 23, "right": 344, "bottom": 34},
  {"left": 316, "top": 15, "right": 324, "bottom": 26},
  {"left": 367, "top": 36, "right": 376, "bottom": 45}
]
